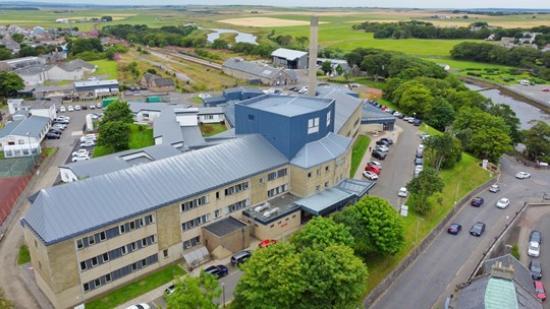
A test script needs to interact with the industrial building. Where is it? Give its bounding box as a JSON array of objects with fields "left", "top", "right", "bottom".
[
  {"left": 271, "top": 48, "right": 308, "bottom": 69},
  {"left": 73, "top": 79, "right": 119, "bottom": 98},
  {"left": 223, "top": 58, "right": 298, "bottom": 86}
]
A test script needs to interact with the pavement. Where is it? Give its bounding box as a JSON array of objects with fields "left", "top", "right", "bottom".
[
  {"left": 0, "top": 106, "right": 98, "bottom": 309},
  {"left": 369, "top": 156, "right": 550, "bottom": 309}
]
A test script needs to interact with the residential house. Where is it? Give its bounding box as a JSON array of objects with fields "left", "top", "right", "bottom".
[
  {"left": 140, "top": 73, "right": 175, "bottom": 92},
  {"left": 7, "top": 99, "right": 57, "bottom": 120},
  {"left": 0, "top": 115, "right": 51, "bottom": 157},
  {"left": 14, "top": 59, "right": 96, "bottom": 86}
]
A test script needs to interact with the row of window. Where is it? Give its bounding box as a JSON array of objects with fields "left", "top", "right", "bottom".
[
  {"left": 181, "top": 196, "right": 208, "bottom": 212},
  {"left": 267, "top": 168, "right": 288, "bottom": 181},
  {"left": 79, "top": 235, "right": 156, "bottom": 272},
  {"left": 182, "top": 214, "right": 209, "bottom": 231},
  {"left": 224, "top": 181, "right": 249, "bottom": 196},
  {"left": 227, "top": 199, "right": 249, "bottom": 213},
  {"left": 307, "top": 117, "right": 320, "bottom": 134},
  {"left": 183, "top": 236, "right": 201, "bottom": 250},
  {"left": 83, "top": 254, "right": 158, "bottom": 293},
  {"left": 268, "top": 184, "right": 288, "bottom": 198},
  {"left": 76, "top": 214, "right": 154, "bottom": 250},
  {"left": 307, "top": 165, "right": 331, "bottom": 178}
]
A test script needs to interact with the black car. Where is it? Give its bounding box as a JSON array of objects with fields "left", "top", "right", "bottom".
[
  {"left": 469, "top": 222, "right": 486, "bottom": 237},
  {"left": 413, "top": 119, "right": 422, "bottom": 126},
  {"left": 46, "top": 132, "right": 61, "bottom": 139},
  {"left": 49, "top": 128, "right": 62, "bottom": 135},
  {"left": 204, "top": 265, "right": 229, "bottom": 278},
  {"left": 447, "top": 223, "right": 462, "bottom": 235},
  {"left": 380, "top": 137, "right": 393, "bottom": 145},
  {"left": 470, "top": 197, "right": 484, "bottom": 207},
  {"left": 530, "top": 230, "right": 542, "bottom": 245},
  {"left": 231, "top": 250, "right": 252, "bottom": 266},
  {"left": 372, "top": 150, "right": 387, "bottom": 160},
  {"left": 414, "top": 158, "right": 423, "bottom": 166},
  {"left": 530, "top": 260, "right": 543, "bottom": 280},
  {"left": 376, "top": 139, "right": 391, "bottom": 146}
]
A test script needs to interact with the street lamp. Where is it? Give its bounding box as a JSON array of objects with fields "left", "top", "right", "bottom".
[{"left": 221, "top": 282, "right": 225, "bottom": 308}]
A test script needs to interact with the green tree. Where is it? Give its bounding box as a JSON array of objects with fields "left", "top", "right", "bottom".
[
  {"left": 426, "top": 99, "right": 455, "bottom": 131},
  {"left": 397, "top": 83, "right": 434, "bottom": 117},
  {"left": 299, "top": 245, "right": 368, "bottom": 308},
  {"left": 334, "top": 196, "right": 405, "bottom": 256},
  {"left": 0, "top": 46, "right": 12, "bottom": 60},
  {"left": 522, "top": 121, "right": 550, "bottom": 162},
  {"left": 335, "top": 64, "right": 344, "bottom": 76},
  {"left": 488, "top": 103, "right": 521, "bottom": 144},
  {"left": 406, "top": 167, "right": 444, "bottom": 215},
  {"left": 424, "top": 133, "right": 462, "bottom": 170},
  {"left": 166, "top": 272, "right": 220, "bottom": 309},
  {"left": 11, "top": 33, "right": 24, "bottom": 43},
  {"left": 0, "top": 72, "right": 24, "bottom": 101},
  {"left": 291, "top": 217, "right": 354, "bottom": 250},
  {"left": 211, "top": 39, "right": 229, "bottom": 49},
  {"left": 321, "top": 60, "right": 333, "bottom": 75},
  {"left": 234, "top": 243, "right": 304, "bottom": 309},
  {"left": 97, "top": 121, "right": 129, "bottom": 151},
  {"left": 101, "top": 101, "right": 134, "bottom": 124},
  {"left": 360, "top": 52, "right": 392, "bottom": 80}
]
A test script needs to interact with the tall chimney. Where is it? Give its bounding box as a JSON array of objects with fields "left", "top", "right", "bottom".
[{"left": 307, "top": 16, "right": 319, "bottom": 97}]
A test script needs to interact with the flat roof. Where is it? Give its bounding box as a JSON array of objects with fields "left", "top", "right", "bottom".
[
  {"left": 203, "top": 217, "right": 247, "bottom": 237},
  {"left": 271, "top": 48, "right": 307, "bottom": 61},
  {"left": 74, "top": 79, "right": 119, "bottom": 88},
  {"left": 295, "top": 188, "right": 355, "bottom": 216},
  {"left": 241, "top": 95, "right": 333, "bottom": 117},
  {"left": 242, "top": 193, "right": 301, "bottom": 225}
]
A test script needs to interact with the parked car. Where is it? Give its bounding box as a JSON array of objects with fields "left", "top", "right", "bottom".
[
  {"left": 59, "top": 105, "right": 66, "bottom": 112},
  {"left": 414, "top": 165, "right": 423, "bottom": 177},
  {"left": 496, "top": 198, "right": 510, "bottom": 209},
  {"left": 72, "top": 149, "right": 89, "bottom": 157},
  {"left": 515, "top": 171, "right": 531, "bottom": 179},
  {"left": 89, "top": 104, "right": 96, "bottom": 110},
  {"left": 414, "top": 158, "right": 423, "bottom": 166},
  {"left": 415, "top": 149, "right": 423, "bottom": 159},
  {"left": 535, "top": 280, "right": 547, "bottom": 302},
  {"left": 54, "top": 118, "right": 69, "bottom": 124},
  {"left": 528, "top": 241, "right": 541, "bottom": 257},
  {"left": 363, "top": 171, "right": 379, "bottom": 180},
  {"left": 372, "top": 150, "right": 387, "bottom": 160},
  {"left": 365, "top": 165, "right": 381, "bottom": 175},
  {"left": 258, "top": 239, "right": 278, "bottom": 248},
  {"left": 403, "top": 116, "right": 414, "bottom": 122},
  {"left": 204, "top": 265, "right": 229, "bottom": 278},
  {"left": 67, "top": 105, "right": 74, "bottom": 112},
  {"left": 376, "top": 139, "right": 391, "bottom": 147},
  {"left": 398, "top": 187, "right": 408, "bottom": 198},
  {"left": 379, "top": 137, "right": 393, "bottom": 145},
  {"left": 376, "top": 144, "right": 389, "bottom": 153},
  {"left": 71, "top": 156, "right": 90, "bottom": 162},
  {"left": 80, "top": 134, "right": 97, "bottom": 143},
  {"left": 470, "top": 196, "right": 484, "bottom": 207},
  {"left": 49, "top": 128, "right": 63, "bottom": 135},
  {"left": 125, "top": 304, "right": 150, "bottom": 309},
  {"left": 407, "top": 118, "right": 416, "bottom": 124},
  {"left": 469, "top": 222, "right": 486, "bottom": 237},
  {"left": 231, "top": 250, "right": 252, "bottom": 266},
  {"left": 74, "top": 105, "right": 81, "bottom": 111},
  {"left": 393, "top": 111, "right": 403, "bottom": 118},
  {"left": 530, "top": 230, "right": 542, "bottom": 245},
  {"left": 489, "top": 184, "right": 500, "bottom": 193},
  {"left": 52, "top": 123, "right": 66, "bottom": 130},
  {"left": 413, "top": 119, "right": 422, "bottom": 126},
  {"left": 367, "top": 161, "right": 382, "bottom": 169},
  {"left": 420, "top": 133, "right": 430, "bottom": 141},
  {"left": 164, "top": 284, "right": 176, "bottom": 296},
  {"left": 530, "top": 260, "right": 543, "bottom": 280},
  {"left": 447, "top": 223, "right": 462, "bottom": 235},
  {"left": 80, "top": 140, "right": 95, "bottom": 148},
  {"left": 46, "top": 132, "right": 61, "bottom": 139}
]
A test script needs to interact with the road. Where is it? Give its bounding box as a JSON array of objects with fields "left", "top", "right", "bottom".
[
  {"left": 370, "top": 156, "right": 550, "bottom": 309},
  {"left": 0, "top": 106, "right": 96, "bottom": 309}
]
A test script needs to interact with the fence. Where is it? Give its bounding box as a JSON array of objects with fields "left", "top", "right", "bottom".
[
  {"left": 0, "top": 155, "right": 39, "bottom": 177},
  {"left": 363, "top": 175, "right": 497, "bottom": 308}
]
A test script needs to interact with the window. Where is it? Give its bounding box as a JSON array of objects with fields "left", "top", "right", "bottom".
[
  {"left": 268, "top": 184, "right": 288, "bottom": 198},
  {"left": 181, "top": 196, "right": 208, "bottom": 212},
  {"left": 215, "top": 209, "right": 221, "bottom": 218},
  {"left": 80, "top": 261, "right": 87, "bottom": 270},
  {"left": 227, "top": 199, "right": 248, "bottom": 213},
  {"left": 103, "top": 253, "right": 109, "bottom": 262},
  {"left": 324, "top": 182, "right": 329, "bottom": 188},
  {"left": 267, "top": 171, "right": 277, "bottom": 181},
  {"left": 130, "top": 242, "right": 136, "bottom": 252},
  {"left": 224, "top": 182, "right": 249, "bottom": 196},
  {"left": 327, "top": 111, "right": 331, "bottom": 126},
  {"left": 89, "top": 236, "right": 95, "bottom": 245},
  {"left": 216, "top": 192, "right": 220, "bottom": 199},
  {"left": 307, "top": 117, "right": 320, "bottom": 134},
  {"left": 182, "top": 215, "right": 209, "bottom": 231},
  {"left": 121, "top": 246, "right": 127, "bottom": 255},
  {"left": 119, "top": 225, "right": 125, "bottom": 234},
  {"left": 325, "top": 166, "right": 329, "bottom": 172},
  {"left": 183, "top": 236, "right": 200, "bottom": 249},
  {"left": 307, "top": 172, "right": 312, "bottom": 178},
  {"left": 83, "top": 283, "right": 89, "bottom": 291},
  {"left": 248, "top": 114, "right": 255, "bottom": 120},
  {"left": 145, "top": 215, "right": 154, "bottom": 225},
  {"left": 129, "top": 221, "right": 135, "bottom": 230},
  {"left": 94, "top": 279, "right": 100, "bottom": 287},
  {"left": 91, "top": 257, "right": 98, "bottom": 266},
  {"left": 99, "top": 232, "right": 106, "bottom": 241},
  {"left": 77, "top": 239, "right": 83, "bottom": 249},
  {"left": 277, "top": 168, "right": 287, "bottom": 178},
  {"left": 105, "top": 274, "right": 111, "bottom": 282},
  {"left": 163, "top": 249, "right": 168, "bottom": 258}
]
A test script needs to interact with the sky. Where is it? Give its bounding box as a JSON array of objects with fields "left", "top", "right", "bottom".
[{"left": 2, "top": 0, "right": 550, "bottom": 9}]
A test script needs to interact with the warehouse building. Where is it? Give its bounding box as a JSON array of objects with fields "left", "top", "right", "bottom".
[
  {"left": 271, "top": 48, "right": 308, "bottom": 69},
  {"left": 223, "top": 58, "right": 298, "bottom": 86}
]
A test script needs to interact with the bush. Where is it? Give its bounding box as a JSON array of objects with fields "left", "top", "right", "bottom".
[{"left": 511, "top": 244, "right": 520, "bottom": 259}]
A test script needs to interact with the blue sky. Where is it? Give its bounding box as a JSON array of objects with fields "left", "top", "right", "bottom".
[{"left": 3, "top": 0, "right": 550, "bottom": 9}]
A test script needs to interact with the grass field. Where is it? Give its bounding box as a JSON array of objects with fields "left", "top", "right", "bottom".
[
  {"left": 17, "top": 245, "right": 30, "bottom": 265},
  {"left": 86, "top": 264, "right": 185, "bottom": 309},
  {"left": 90, "top": 60, "right": 118, "bottom": 79},
  {"left": 199, "top": 123, "right": 227, "bottom": 137},
  {"left": 350, "top": 135, "right": 370, "bottom": 177},
  {"left": 93, "top": 124, "right": 153, "bottom": 157}
]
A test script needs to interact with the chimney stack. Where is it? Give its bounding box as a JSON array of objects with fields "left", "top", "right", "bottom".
[{"left": 307, "top": 16, "right": 319, "bottom": 97}]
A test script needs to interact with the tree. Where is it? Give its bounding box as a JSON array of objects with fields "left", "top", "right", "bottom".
[
  {"left": 424, "top": 133, "right": 462, "bottom": 170},
  {"left": 68, "top": 38, "right": 103, "bottom": 55},
  {"left": 335, "top": 64, "right": 344, "bottom": 76},
  {"left": 0, "top": 46, "right": 12, "bottom": 60},
  {"left": 522, "top": 121, "right": 550, "bottom": 162},
  {"left": 234, "top": 243, "right": 305, "bottom": 309},
  {"left": 360, "top": 52, "right": 392, "bottom": 80},
  {"left": 299, "top": 245, "right": 368, "bottom": 308},
  {"left": 406, "top": 167, "right": 444, "bottom": 215},
  {"left": 321, "top": 60, "right": 333, "bottom": 75},
  {"left": 396, "top": 83, "right": 434, "bottom": 117},
  {"left": 97, "top": 121, "right": 129, "bottom": 151},
  {"left": 334, "top": 196, "right": 405, "bottom": 256},
  {"left": 211, "top": 39, "right": 229, "bottom": 49},
  {"left": 11, "top": 33, "right": 24, "bottom": 43},
  {"left": 426, "top": 99, "right": 455, "bottom": 131},
  {"left": 166, "top": 272, "right": 220, "bottom": 309},
  {"left": 0, "top": 72, "right": 24, "bottom": 101},
  {"left": 488, "top": 103, "right": 521, "bottom": 144},
  {"left": 291, "top": 217, "right": 354, "bottom": 250},
  {"left": 101, "top": 101, "right": 134, "bottom": 124}
]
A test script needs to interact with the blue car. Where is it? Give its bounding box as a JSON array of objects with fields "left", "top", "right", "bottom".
[{"left": 204, "top": 265, "right": 229, "bottom": 278}]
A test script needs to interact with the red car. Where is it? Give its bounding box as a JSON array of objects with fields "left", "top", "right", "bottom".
[
  {"left": 258, "top": 239, "right": 277, "bottom": 248},
  {"left": 535, "top": 280, "right": 546, "bottom": 301},
  {"left": 543, "top": 88, "right": 550, "bottom": 92},
  {"left": 365, "top": 165, "right": 381, "bottom": 175}
]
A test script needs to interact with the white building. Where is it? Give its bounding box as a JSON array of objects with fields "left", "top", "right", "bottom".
[
  {"left": 7, "top": 98, "right": 57, "bottom": 120},
  {"left": 198, "top": 107, "right": 225, "bottom": 124},
  {"left": 0, "top": 116, "right": 51, "bottom": 158},
  {"left": 14, "top": 60, "right": 96, "bottom": 86}
]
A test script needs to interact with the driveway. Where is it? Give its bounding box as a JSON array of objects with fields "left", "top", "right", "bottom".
[
  {"left": 0, "top": 104, "right": 97, "bottom": 309},
  {"left": 370, "top": 156, "right": 550, "bottom": 309}
]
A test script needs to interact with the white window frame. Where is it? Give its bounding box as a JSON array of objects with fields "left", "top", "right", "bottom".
[{"left": 307, "top": 117, "right": 320, "bottom": 134}]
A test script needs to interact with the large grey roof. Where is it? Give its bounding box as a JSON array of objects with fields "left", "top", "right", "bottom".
[
  {"left": 291, "top": 132, "right": 351, "bottom": 169},
  {"left": 241, "top": 94, "right": 333, "bottom": 117},
  {"left": 362, "top": 103, "right": 396, "bottom": 123},
  {"left": 271, "top": 48, "right": 307, "bottom": 60},
  {"left": 180, "top": 126, "right": 205, "bottom": 148},
  {"left": 59, "top": 59, "right": 95, "bottom": 72},
  {"left": 15, "top": 64, "right": 50, "bottom": 75},
  {"left": 60, "top": 144, "right": 182, "bottom": 180},
  {"left": 317, "top": 86, "right": 362, "bottom": 133},
  {"left": 203, "top": 217, "right": 247, "bottom": 237},
  {"left": 223, "top": 58, "right": 282, "bottom": 80},
  {"left": 23, "top": 134, "right": 289, "bottom": 245},
  {"left": 129, "top": 102, "right": 169, "bottom": 113},
  {"left": 0, "top": 116, "right": 50, "bottom": 139}
]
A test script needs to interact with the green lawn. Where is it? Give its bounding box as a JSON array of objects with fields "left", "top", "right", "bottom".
[
  {"left": 350, "top": 135, "right": 371, "bottom": 177},
  {"left": 200, "top": 123, "right": 228, "bottom": 137},
  {"left": 93, "top": 124, "right": 154, "bottom": 157},
  {"left": 86, "top": 264, "right": 185, "bottom": 309},
  {"left": 365, "top": 152, "right": 491, "bottom": 293},
  {"left": 17, "top": 245, "right": 30, "bottom": 265},
  {"left": 90, "top": 60, "right": 118, "bottom": 79}
]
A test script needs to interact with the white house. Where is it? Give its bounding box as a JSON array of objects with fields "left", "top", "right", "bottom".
[
  {"left": 0, "top": 116, "right": 51, "bottom": 158},
  {"left": 14, "top": 60, "right": 96, "bottom": 86},
  {"left": 7, "top": 99, "right": 57, "bottom": 120},
  {"left": 198, "top": 107, "right": 225, "bottom": 124}
]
